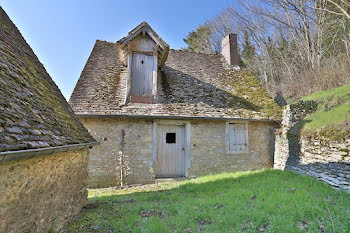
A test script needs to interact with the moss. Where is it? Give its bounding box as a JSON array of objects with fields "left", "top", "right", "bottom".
[
  {"left": 0, "top": 20, "right": 10, "bottom": 34},
  {"left": 291, "top": 83, "right": 350, "bottom": 141},
  {"left": 224, "top": 70, "right": 282, "bottom": 119}
]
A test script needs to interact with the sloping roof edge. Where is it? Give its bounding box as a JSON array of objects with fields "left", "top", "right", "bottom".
[
  {"left": 117, "top": 21, "right": 169, "bottom": 49},
  {"left": 0, "top": 141, "right": 100, "bottom": 163},
  {"left": 76, "top": 114, "right": 281, "bottom": 123}
]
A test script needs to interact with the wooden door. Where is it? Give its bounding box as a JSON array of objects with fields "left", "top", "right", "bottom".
[
  {"left": 156, "top": 124, "right": 185, "bottom": 177},
  {"left": 131, "top": 53, "right": 154, "bottom": 96}
]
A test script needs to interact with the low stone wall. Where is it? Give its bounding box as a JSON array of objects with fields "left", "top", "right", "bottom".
[
  {"left": 0, "top": 148, "right": 89, "bottom": 233},
  {"left": 80, "top": 117, "right": 278, "bottom": 187},
  {"left": 289, "top": 137, "right": 350, "bottom": 192},
  {"left": 274, "top": 102, "right": 350, "bottom": 193},
  {"left": 274, "top": 101, "right": 317, "bottom": 170}
]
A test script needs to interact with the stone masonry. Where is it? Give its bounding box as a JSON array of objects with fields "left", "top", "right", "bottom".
[
  {"left": 80, "top": 117, "right": 154, "bottom": 187},
  {"left": 274, "top": 102, "right": 350, "bottom": 193},
  {"left": 0, "top": 148, "right": 89, "bottom": 233},
  {"left": 81, "top": 117, "right": 277, "bottom": 187},
  {"left": 189, "top": 120, "right": 276, "bottom": 176}
]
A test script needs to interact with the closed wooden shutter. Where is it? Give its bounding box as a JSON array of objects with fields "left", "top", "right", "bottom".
[{"left": 228, "top": 123, "right": 247, "bottom": 153}]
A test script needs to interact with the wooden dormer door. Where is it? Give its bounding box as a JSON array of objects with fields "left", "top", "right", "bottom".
[{"left": 131, "top": 53, "right": 154, "bottom": 96}]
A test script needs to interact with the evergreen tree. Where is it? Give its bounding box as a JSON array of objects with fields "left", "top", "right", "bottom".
[
  {"left": 241, "top": 31, "right": 255, "bottom": 62},
  {"left": 183, "top": 24, "right": 213, "bottom": 53}
]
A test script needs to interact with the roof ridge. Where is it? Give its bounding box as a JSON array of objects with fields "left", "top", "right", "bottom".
[
  {"left": 96, "top": 39, "right": 116, "bottom": 44},
  {"left": 169, "top": 48, "right": 221, "bottom": 56}
]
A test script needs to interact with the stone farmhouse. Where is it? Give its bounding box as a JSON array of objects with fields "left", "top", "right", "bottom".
[
  {"left": 0, "top": 7, "right": 97, "bottom": 232},
  {"left": 69, "top": 22, "right": 282, "bottom": 187}
]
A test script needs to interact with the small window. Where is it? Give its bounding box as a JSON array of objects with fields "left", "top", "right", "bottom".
[
  {"left": 166, "top": 133, "right": 176, "bottom": 143},
  {"left": 227, "top": 122, "right": 248, "bottom": 154}
]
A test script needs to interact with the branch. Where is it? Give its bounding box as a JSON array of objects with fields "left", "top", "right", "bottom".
[{"left": 328, "top": 0, "right": 350, "bottom": 21}]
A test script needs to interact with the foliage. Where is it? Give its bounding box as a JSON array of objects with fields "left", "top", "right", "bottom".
[
  {"left": 67, "top": 169, "right": 350, "bottom": 232},
  {"left": 224, "top": 70, "right": 282, "bottom": 119},
  {"left": 241, "top": 31, "right": 255, "bottom": 63},
  {"left": 183, "top": 24, "right": 213, "bottom": 53},
  {"left": 183, "top": 8, "right": 238, "bottom": 54},
  {"left": 183, "top": 1, "right": 350, "bottom": 102}
]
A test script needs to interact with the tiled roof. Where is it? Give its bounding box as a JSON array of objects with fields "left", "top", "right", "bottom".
[
  {"left": 0, "top": 7, "right": 95, "bottom": 152},
  {"left": 69, "top": 40, "right": 282, "bottom": 121}
]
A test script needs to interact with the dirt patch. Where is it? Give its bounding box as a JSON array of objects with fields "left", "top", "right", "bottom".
[
  {"left": 111, "top": 198, "right": 135, "bottom": 204},
  {"left": 195, "top": 217, "right": 212, "bottom": 225},
  {"left": 140, "top": 210, "right": 164, "bottom": 218}
]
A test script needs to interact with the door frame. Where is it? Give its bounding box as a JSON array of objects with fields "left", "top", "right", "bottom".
[
  {"left": 152, "top": 120, "right": 191, "bottom": 178},
  {"left": 124, "top": 52, "right": 158, "bottom": 104}
]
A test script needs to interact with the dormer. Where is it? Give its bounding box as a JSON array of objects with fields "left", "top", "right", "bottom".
[{"left": 117, "top": 22, "right": 169, "bottom": 104}]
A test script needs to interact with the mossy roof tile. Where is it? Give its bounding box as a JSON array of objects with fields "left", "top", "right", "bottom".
[
  {"left": 0, "top": 7, "right": 95, "bottom": 152},
  {"left": 69, "top": 30, "right": 282, "bottom": 121}
]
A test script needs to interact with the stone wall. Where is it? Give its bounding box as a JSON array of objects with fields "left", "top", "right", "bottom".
[
  {"left": 80, "top": 117, "right": 277, "bottom": 187},
  {"left": 0, "top": 148, "right": 89, "bottom": 233},
  {"left": 274, "top": 101, "right": 317, "bottom": 170},
  {"left": 80, "top": 117, "right": 154, "bottom": 187},
  {"left": 189, "top": 120, "right": 276, "bottom": 176},
  {"left": 294, "top": 138, "right": 350, "bottom": 192},
  {"left": 274, "top": 102, "right": 350, "bottom": 193}
]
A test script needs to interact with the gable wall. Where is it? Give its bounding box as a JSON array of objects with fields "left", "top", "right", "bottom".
[
  {"left": 80, "top": 117, "right": 154, "bottom": 187},
  {"left": 128, "top": 34, "right": 156, "bottom": 52},
  {"left": 0, "top": 148, "right": 89, "bottom": 232},
  {"left": 80, "top": 117, "right": 277, "bottom": 187}
]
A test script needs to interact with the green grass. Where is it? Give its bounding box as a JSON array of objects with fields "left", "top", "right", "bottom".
[
  {"left": 67, "top": 170, "right": 350, "bottom": 232},
  {"left": 298, "top": 83, "right": 350, "bottom": 140}
]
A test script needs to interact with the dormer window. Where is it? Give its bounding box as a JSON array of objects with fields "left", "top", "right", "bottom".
[{"left": 117, "top": 22, "right": 169, "bottom": 104}]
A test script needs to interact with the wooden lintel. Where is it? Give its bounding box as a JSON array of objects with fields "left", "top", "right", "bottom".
[{"left": 131, "top": 50, "right": 156, "bottom": 56}]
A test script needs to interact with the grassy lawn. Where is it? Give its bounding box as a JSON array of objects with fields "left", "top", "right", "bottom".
[
  {"left": 299, "top": 83, "right": 350, "bottom": 139},
  {"left": 67, "top": 170, "right": 350, "bottom": 233}
]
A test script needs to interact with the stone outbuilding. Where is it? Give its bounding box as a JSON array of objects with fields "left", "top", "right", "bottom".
[
  {"left": 0, "top": 7, "right": 97, "bottom": 232},
  {"left": 69, "top": 22, "right": 282, "bottom": 187}
]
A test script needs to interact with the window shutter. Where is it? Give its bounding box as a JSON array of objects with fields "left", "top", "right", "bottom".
[{"left": 228, "top": 123, "right": 247, "bottom": 153}]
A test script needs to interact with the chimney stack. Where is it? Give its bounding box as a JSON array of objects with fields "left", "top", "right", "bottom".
[{"left": 221, "top": 33, "right": 239, "bottom": 69}]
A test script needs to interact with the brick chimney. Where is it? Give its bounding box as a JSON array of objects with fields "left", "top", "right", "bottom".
[{"left": 221, "top": 33, "right": 239, "bottom": 69}]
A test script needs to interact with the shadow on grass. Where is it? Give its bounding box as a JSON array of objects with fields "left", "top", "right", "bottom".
[
  {"left": 91, "top": 169, "right": 348, "bottom": 203},
  {"left": 69, "top": 169, "right": 350, "bottom": 233},
  {"left": 285, "top": 118, "right": 350, "bottom": 193}
]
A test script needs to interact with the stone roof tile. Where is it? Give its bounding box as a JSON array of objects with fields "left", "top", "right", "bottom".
[
  {"left": 69, "top": 42, "right": 282, "bottom": 121},
  {"left": 0, "top": 7, "right": 95, "bottom": 152}
]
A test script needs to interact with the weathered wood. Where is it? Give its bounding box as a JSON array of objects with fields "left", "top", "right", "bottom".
[
  {"left": 226, "top": 122, "right": 248, "bottom": 154},
  {"left": 116, "top": 22, "right": 169, "bottom": 67},
  {"left": 131, "top": 53, "right": 154, "bottom": 96},
  {"left": 129, "top": 34, "right": 156, "bottom": 53},
  {"left": 156, "top": 124, "right": 185, "bottom": 177},
  {"left": 124, "top": 55, "right": 132, "bottom": 104},
  {"left": 152, "top": 56, "right": 158, "bottom": 100}
]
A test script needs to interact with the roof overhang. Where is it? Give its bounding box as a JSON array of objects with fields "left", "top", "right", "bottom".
[
  {"left": 76, "top": 114, "right": 281, "bottom": 124},
  {"left": 0, "top": 141, "right": 100, "bottom": 163},
  {"left": 116, "top": 22, "right": 169, "bottom": 66}
]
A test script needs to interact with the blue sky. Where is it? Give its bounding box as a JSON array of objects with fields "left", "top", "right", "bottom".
[{"left": 1, "top": 0, "right": 235, "bottom": 99}]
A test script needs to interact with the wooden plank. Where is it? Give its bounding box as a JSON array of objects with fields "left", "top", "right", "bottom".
[
  {"left": 131, "top": 53, "right": 154, "bottom": 96},
  {"left": 125, "top": 55, "right": 132, "bottom": 104},
  {"left": 152, "top": 56, "right": 158, "bottom": 102},
  {"left": 179, "top": 125, "right": 185, "bottom": 175},
  {"left": 152, "top": 122, "right": 157, "bottom": 174},
  {"left": 156, "top": 124, "right": 185, "bottom": 177}
]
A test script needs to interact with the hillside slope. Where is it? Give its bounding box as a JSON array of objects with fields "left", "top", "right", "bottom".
[{"left": 299, "top": 83, "right": 350, "bottom": 140}]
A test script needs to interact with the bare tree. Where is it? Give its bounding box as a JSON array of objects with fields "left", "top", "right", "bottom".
[{"left": 183, "top": 0, "right": 350, "bottom": 100}]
